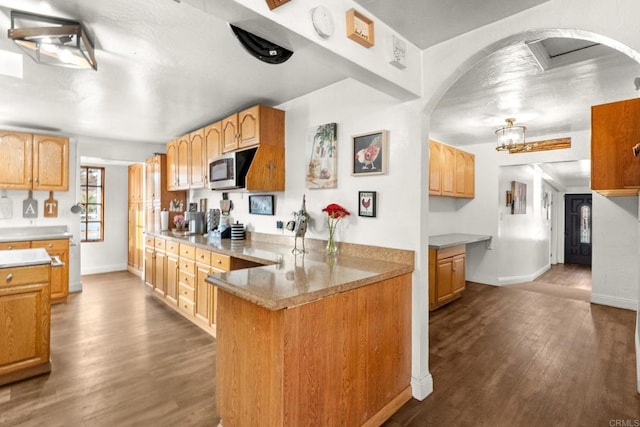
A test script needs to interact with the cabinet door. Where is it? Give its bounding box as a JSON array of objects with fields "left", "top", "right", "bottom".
[
  {"left": 463, "top": 152, "right": 475, "bottom": 198},
  {"left": 591, "top": 98, "right": 640, "bottom": 193},
  {"left": 154, "top": 251, "right": 166, "bottom": 296},
  {"left": 0, "top": 131, "right": 32, "bottom": 189},
  {"left": 189, "top": 129, "right": 206, "bottom": 188},
  {"left": 428, "top": 140, "right": 442, "bottom": 196},
  {"left": 144, "top": 246, "right": 155, "bottom": 288},
  {"left": 31, "top": 239, "right": 69, "bottom": 303},
  {"left": 451, "top": 254, "right": 466, "bottom": 294},
  {"left": 32, "top": 135, "right": 68, "bottom": 191},
  {"left": 177, "top": 135, "right": 190, "bottom": 190},
  {"left": 144, "top": 158, "right": 156, "bottom": 203},
  {"left": 166, "top": 254, "right": 179, "bottom": 305},
  {"left": 222, "top": 113, "right": 239, "bottom": 153},
  {"left": 435, "top": 258, "right": 454, "bottom": 304},
  {"left": 205, "top": 122, "right": 222, "bottom": 165},
  {"left": 128, "top": 205, "right": 136, "bottom": 267},
  {"left": 166, "top": 140, "right": 179, "bottom": 191},
  {"left": 441, "top": 144, "right": 456, "bottom": 197},
  {"left": 238, "top": 105, "right": 260, "bottom": 148},
  {"left": 455, "top": 150, "right": 466, "bottom": 197},
  {"left": 195, "top": 263, "right": 211, "bottom": 324},
  {"left": 0, "top": 265, "right": 50, "bottom": 376}
]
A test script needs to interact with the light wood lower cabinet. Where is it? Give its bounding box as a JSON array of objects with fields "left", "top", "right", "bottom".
[
  {"left": 0, "top": 264, "right": 51, "bottom": 386},
  {"left": 429, "top": 245, "right": 466, "bottom": 310},
  {"left": 1, "top": 239, "right": 69, "bottom": 304},
  {"left": 144, "top": 237, "right": 244, "bottom": 336}
]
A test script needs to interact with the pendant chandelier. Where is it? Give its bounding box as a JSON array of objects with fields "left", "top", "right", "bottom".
[{"left": 495, "top": 118, "right": 526, "bottom": 152}]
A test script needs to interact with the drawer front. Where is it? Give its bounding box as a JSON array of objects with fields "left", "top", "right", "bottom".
[
  {"left": 32, "top": 239, "right": 68, "bottom": 252},
  {"left": 436, "top": 245, "right": 465, "bottom": 260},
  {"left": 0, "top": 241, "right": 30, "bottom": 251},
  {"left": 0, "top": 265, "right": 49, "bottom": 287},
  {"left": 195, "top": 248, "right": 211, "bottom": 265},
  {"left": 154, "top": 238, "right": 166, "bottom": 251},
  {"left": 179, "top": 259, "right": 195, "bottom": 274},
  {"left": 144, "top": 235, "right": 154, "bottom": 247},
  {"left": 179, "top": 244, "right": 196, "bottom": 260},
  {"left": 179, "top": 271, "right": 195, "bottom": 288},
  {"left": 211, "top": 252, "right": 231, "bottom": 271},
  {"left": 178, "top": 296, "right": 195, "bottom": 315},
  {"left": 178, "top": 282, "right": 195, "bottom": 301},
  {"left": 166, "top": 241, "right": 180, "bottom": 255}
]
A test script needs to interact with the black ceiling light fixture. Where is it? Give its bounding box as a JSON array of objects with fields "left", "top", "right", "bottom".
[
  {"left": 230, "top": 24, "right": 293, "bottom": 65},
  {"left": 8, "top": 10, "right": 97, "bottom": 70}
]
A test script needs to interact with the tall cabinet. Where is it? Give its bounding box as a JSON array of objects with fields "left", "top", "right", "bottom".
[
  {"left": 144, "top": 154, "right": 186, "bottom": 233},
  {"left": 128, "top": 164, "right": 144, "bottom": 276}
]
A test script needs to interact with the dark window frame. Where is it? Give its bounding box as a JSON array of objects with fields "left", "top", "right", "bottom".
[{"left": 80, "top": 166, "right": 105, "bottom": 242}]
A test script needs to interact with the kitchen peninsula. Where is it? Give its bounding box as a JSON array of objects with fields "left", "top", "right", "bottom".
[{"left": 147, "top": 231, "right": 414, "bottom": 427}]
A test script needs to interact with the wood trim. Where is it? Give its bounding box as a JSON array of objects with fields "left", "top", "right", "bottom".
[
  {"left": 361, "top": 386, "right": 412, "bottom": 427},
  {"left": 508, "top": 137, "right": 571, "bottom": 154}
]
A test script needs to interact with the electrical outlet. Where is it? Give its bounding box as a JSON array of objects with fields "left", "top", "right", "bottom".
[{"left": 276, "top": 220, "right": 283, "bottom": 229}]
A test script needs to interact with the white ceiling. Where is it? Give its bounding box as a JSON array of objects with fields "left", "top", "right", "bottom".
[{"left": 1, "top": 0, "right": 638, "bottom": 188}]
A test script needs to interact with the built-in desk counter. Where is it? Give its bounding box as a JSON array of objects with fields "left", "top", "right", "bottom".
[{"left": 429, "top": 233, "right": 492, "bottom": 249}]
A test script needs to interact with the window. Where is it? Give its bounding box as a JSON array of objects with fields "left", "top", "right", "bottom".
[
  {"left": 580, "top": 204, "right": 591, "bottom": 244},
  {"left": 80, "top": 166, "right": 104, "bottom": 242}
]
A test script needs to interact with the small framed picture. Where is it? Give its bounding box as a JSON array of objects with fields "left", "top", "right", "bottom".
[
  {"left": 346, "top": 8, "right": 374, "bottom": 48},
  {"left": 249, "top": 195, "right": 275, "bottom": 215},
  {"left": 358, "top": 191, "right": 376, "bottom": 217},
  {"left": 352, "top": 130, "right": 388, "bottom": 176}
]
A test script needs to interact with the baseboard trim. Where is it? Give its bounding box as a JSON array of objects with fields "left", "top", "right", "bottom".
[
  {"left": 636, "top": 312, "right": 640, "bottom": 394},
  {"left": 81, "top": 263, "right": 128, "bottom": 276},
  {"left": 498, "top": 264, "right": 550, "bottom": 286},
  {"left": 69, "top": 280, "right": 82, "bottom": 293},
  {"left": 590, "top": 293, "right": 638, "bottom": 311},
  {"left": 411, "top": 373, "right": 433, "bottom": 401}
]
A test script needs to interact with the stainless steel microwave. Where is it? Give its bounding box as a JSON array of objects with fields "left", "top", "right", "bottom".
[{"left": 209, "top": 147, "right": 257, "bottom": 190}]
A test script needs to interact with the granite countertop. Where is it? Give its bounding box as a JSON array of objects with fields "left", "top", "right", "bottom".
[
  {"left": 429, "top": 233, "right": 492, "bottom": 249},
  {"left": 148, "top": 231, "right": 413, "bottom": 311},
  {"left": 0, "top": 248, "right": 52, "bottom": 268},
  {"left": 0, "top": 226, "right": 72, "bottom": 242}
]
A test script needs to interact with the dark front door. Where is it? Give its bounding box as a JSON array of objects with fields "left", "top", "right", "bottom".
[{"left": 564, "top": 194, "right": 592, "bottom": 265}]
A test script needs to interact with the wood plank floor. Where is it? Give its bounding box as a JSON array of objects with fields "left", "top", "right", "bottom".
[
  {"left": 1, "top": 269, "right": 637, "bottom": 426},
  {"left": 0, "top": 271, "right": 219, "bottom": 426},
  {"left": 384, "top": 279, "right": 639, "bottom": 427}
]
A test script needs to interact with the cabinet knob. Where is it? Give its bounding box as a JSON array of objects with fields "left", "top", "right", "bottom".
[
  {"left": 48, "top": 243, "right": 53, "bottom": 248},
  {"left": 6, "top": 273, "right": 13, "bottom": 282},
  {"left": 216, "top": 259, "right": 222, "bottom": 264},
  {"left": 7, "top": 245, "right": 12, "bottom": 250}
]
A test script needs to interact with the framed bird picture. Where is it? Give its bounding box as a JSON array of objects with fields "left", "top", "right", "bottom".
[
  {"left": 352, "top": 130, "right": 388, "bottom": 176},
  {"left": 358, "top": 191, "right": 376, "bottom": 217}
]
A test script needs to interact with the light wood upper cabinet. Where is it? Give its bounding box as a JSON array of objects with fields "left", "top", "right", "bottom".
[
  {"left": 129, "top": 163, "right": 143, "bottom": 204},
  {"left": 166, "top": 140, "right": 179, "bottom": 191},
  {"left": 0, "top": 131, "right": 68, "bottom": 191},
  {"left": 428, "top": 139, "right": 474, "bottom": 199},
  {"left": 222, "top": 114, "right": 239, "bottom": 153},
  {"left": 205, "top": 122, "right": 222, "bottom": 164},
  {"left": 238, "top": 105, "right": 260, "bottom": 149},
  {"left": 591, "top": 97, "right": 640, "bottom": 196},
  {"left": 0, "top": 131, "right": 32, "bottom": 189},
  {"left": 441, "top": 144, "right": 456, "bottom": 197},
  {"left": 176, "top": 135, "right": 190, "bottom": 191},
  {"left": 189, "top": 129, "right": 206, "bottom": 188},
  {"left": 428, "top": 140, "right": 442, "bottom": 196},
  {"left": 33, "top": 135, "right": 68, "bottom": 191}
]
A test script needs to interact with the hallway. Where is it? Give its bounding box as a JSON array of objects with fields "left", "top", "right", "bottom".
[{"left": 505, "top": 263, "right": 592, "bottom": 303}]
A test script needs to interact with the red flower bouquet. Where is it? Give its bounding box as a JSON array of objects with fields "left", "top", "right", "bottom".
[{"left": 322, "top": 203, "right": 350, "bottom": 255}]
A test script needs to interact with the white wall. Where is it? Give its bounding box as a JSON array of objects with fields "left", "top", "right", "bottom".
[
  {"left": 78, "top": 136, "right": 165, "bottom": 275},
  {"left": 592, "top": 193, "right": 639, "bottom": 310},
  {"left": 79, "top": 163, "right": 130, "bottom": 275}
]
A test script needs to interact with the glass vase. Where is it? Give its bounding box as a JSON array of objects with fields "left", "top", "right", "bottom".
[{"left": 326, "top": 234, "right": 338, "bottom": 256}]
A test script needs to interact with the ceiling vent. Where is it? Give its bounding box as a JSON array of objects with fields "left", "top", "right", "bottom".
[{"left": 230, "top": 24, "right": 293, "bottom": 65}]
